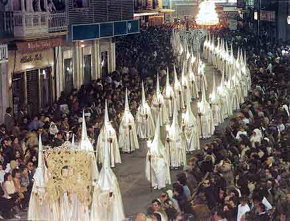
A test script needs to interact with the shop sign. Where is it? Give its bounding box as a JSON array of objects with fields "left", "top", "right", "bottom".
[
  {"left": 72, "top": 19, "right": 140, "bottom": 41},
  {"left": 0, "top": 44, "right": 8, "bottom": 63},
  {"left": 16, "top": 36, "right": 65, "bottom": 53},
  {"left": 20, "top": 53, "right": 42, "bottom": 64}
]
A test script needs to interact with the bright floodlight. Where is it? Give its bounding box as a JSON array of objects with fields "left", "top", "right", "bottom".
[{"left": 196, "top": 1, "right": 219, "bottom": 26}]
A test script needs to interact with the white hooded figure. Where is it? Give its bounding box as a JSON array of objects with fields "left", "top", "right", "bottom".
[
  {"left": 163, "top": 68, "right": 175, "bottom": 118},
  {"left": 79, "top": 111, "right": 99, "bottom": 183},
  {"left": 217, "top": 67, "right": 231, "bottom": 120},
  {"left": 173, "top": 65, "right": 185, "bottom": 111},
  {"left": 181, "top": 61, "right": 191, "bottom": 104},
  {"left": 119, "top": 89, "right": 139, "bottom": 153},
  {"left": 210, "top": 73, "right": 223, "bottom": 126},
  {"left": 182, "top": 87, "right": 200, "bottom": 152},
  {"left": 91, "top": 136, "right": 125, "bottom": 221},
  {"left": 198, "top": 80, "right": 214, "bottom": 138},
  {"left": 165, "top": 100, "right": 187, "bottom": 168},
  {"left": 96, "top": 100, "right": 121, "bottom": 167},
  {"left": 188, "top": 57, "right": 199, "bottom": 100},
  {"left": 28, "top": 135, "right": 50, "bottom": 220},
  {"left": 145, "top": 116, "right": 171, "bottom": 190},
  {"left": 151, "top": 74, "right": 169, "bottom": 126},
  {"left": 136, "top": 82, "right": 155, "bottom": 139}
]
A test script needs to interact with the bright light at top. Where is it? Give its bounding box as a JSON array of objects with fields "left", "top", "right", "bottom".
[{"left": 196, "top": 1, "right": 219, "bottom": 26}]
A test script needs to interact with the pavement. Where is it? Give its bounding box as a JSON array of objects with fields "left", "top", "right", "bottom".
[{"left": 16, "top": 62, "right": 229, "bottom": 220}]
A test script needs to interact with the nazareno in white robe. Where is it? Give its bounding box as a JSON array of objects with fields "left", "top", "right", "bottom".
[
  {"left": 136, "top": 82, "right": 155, "bottom": 139},
  {"left": 97, "top": 124, "right": 121, "bottom": 167},
  {"left": 151, "top": 73, "right": 169, "bottom": 126},
  {"left": 145, "top": 117, "right": 171, "bottom": 189},
  {"left": 173, "top": 65, "right": 185, "bottom": 111},
  {"left": 91, "top": 137, "right": 125, "bottom": 221},
  {"left": 182, "top": 88, "right": 200, "bottom": 152},
  {"left": 119, "top": 111, "right": 139, "bottom": 153},
  {"left": 198, "top": 81, "right": 214, "bottom": 139},
  {"left": 28, "top": 135, "right": 51, "bottom": 221},
  {"left": 118, "top": 89, "right": 139, "bottom": 153},
  {"left": 165, "top": 101, "right": 187, "bottom": 168}
]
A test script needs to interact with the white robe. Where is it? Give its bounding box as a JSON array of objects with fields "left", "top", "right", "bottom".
[
  {"left": 198, "top": 102, "right": 214, "bottom": 138},
  {"left": 165, "top": 127, "right": 187, "bottom": 168},
  {"left": 163, "top": 86, "right": 175, "bottom": 118},
  {"left": 151, "top": 93, "right": 169, "bottom": 126},
  {"left": 173, "top": 81, "right": 185, "bottom": 111},
  {"left": 136, "top": 103, "right": 155, "bottom": 139},
  {"left": 96, "top": 124, "right": 121, "bottom": 167},
  {"left": 145, "top": 136, "right": 171, "bottom": 189},
  {"left": 145, "top": 153, "right": 171, "bottom": 189},
  {"left": 119, "top": 111, "right": 139, "bottom": 153},
  {"left": 91, "top": 174, "right": 125, "bottom": 221}
]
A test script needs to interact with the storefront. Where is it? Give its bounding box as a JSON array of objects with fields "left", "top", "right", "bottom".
[
  {"left": 8, "top": 37, "right": 64, "bottom": 117},
  {"left": 55, "top": 38, "right": 114, "bottom": 98}
]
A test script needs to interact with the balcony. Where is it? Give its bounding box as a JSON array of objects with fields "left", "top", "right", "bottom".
[
  {"left": 13, "top": 11, "right": 49, "bottom": 37},
  {"left": 48, "top": 12, "right": 68, "bottom": 33},
  {"left": 1, "top": 11, "right": 68, "bottom": 39}
]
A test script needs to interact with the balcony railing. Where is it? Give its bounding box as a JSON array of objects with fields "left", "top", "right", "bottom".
[
  {"left": 13, "top": 11, "right": 49, "bottom": 37},
  {"left": 48, "top": 12, "right": 68, "bottom": 33}
]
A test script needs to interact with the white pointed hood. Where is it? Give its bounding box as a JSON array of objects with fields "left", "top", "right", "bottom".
[
  {"left": 174, "top": 65, "right": 178, "bottom": 83},
  {"left": 71, "top": 134, "right": 75, "bottom": 146},
  {"left": 171, "top": 99, "right": 179, "bottom": 128},
  {"left": 79, "top": 111, "right": 94, "bottom": 151},
  {"left": 125, "top": 88, "right": 130, "bottom": 112},
  {"left": 166, "top": 67, "right": 170, "bottom": 88},
  {"left": 149, "top": 116, "right": 164, "bottom": 156},
  {"left": 104, "top": 100, "right": 110, "bottom": 124},
  {"left": 185, "top": 87, "right": 195, "bottom": 122},
  {"left": 201, "top": 79, "right": 207, "bottom": 103},
  {"left": 210, "top": 73, "right": 218, "bottom": 104},
  {"left": 141, "top": 81, "right": 146, "bottom": 106},
  {"left": 181, "top": 61, "right": 187, "bottom": 85},
  {"left": 33, "top": 135, "right": 46, "bottom": 189},
  {"left": 156, "top": 73, "right": 161, "bottom": 95}
]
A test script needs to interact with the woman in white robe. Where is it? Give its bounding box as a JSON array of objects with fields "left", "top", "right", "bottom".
[
  {"left": 163, "top": 69, "right": 175, "bottom": 118},
  {"left": 136, "top": 82, "right": 155, "bottom": 139},
  {"left": 151, "top": 74, "right": 169, "bottom": 126},
  {"left": 145, "top": 117, "right": 171, "bottom": 190},
  {"left": 119, "top": 89, "right": 139, "bottom": 153},
  {"left": 165, "top": 100, "right": 187, "bottom": 169},
  {"left": 182, "top": 88, "right": 200, "bottom": 152},
  {"left": 96, "top": 100, "right": 121, "bottom": 167}
]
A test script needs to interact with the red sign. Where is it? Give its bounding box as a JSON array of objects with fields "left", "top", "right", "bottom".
[{"left": 16, "top": 36, "right": 65, "bottom": 53}]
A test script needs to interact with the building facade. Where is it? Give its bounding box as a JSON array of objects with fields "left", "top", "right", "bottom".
[{"left": 0, "top": 0, "right": 137, "bottom": 121}]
